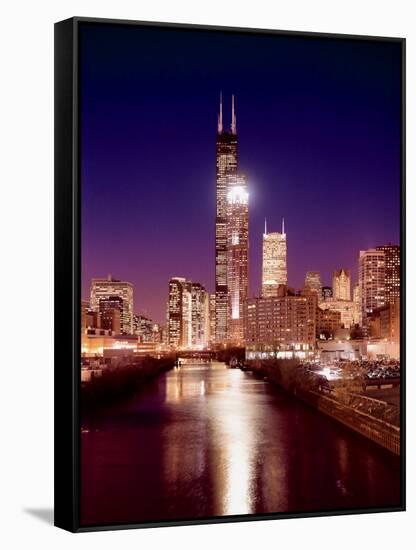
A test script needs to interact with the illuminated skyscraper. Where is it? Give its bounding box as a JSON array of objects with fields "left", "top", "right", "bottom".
[
  {"left": 304, "top": 271, "right": 322, "bottom": 295},
  {"left": 376, "top": 244, "right": 400, "bottom": 305},
  {"left": 215, "top": 94, "right": 238, "bottom": 343},
  {"left": 227, "top": 173, "right": 249, "bottom": 342},
  {"left": 359, "top": 249, "right": 385, "bottom": 327},
  {"left": 191, "top": 282, "right": 210, "bottom": 348},
  {"left": 332, "top": 268, "right": 351, "bottom": 301},
  {"left": 90, "top": 274, "right": 134, "bottom": 334},
  {"left": 168, "top": 277, "right": 209, "bottom": 349},
  {"left": 168, "top": 277, "right": 191, "bottom": 349},
  {"left": 262, "top": 218, "right": 287, "bottom": 297}
]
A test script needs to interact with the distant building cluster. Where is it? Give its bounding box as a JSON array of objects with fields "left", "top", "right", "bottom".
[{"left": 81, "top": 274, "right": 165, "bottom": 357}]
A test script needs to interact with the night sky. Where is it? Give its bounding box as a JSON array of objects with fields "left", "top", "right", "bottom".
[{"left": 80, "top": 23, "right": 401, "bottom": 323}]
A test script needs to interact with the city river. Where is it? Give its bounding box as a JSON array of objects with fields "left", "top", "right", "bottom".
[{"left": 81, "top": 361, "right": 401, "bottom": 526}]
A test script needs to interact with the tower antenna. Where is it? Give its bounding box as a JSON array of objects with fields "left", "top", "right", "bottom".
[
  {"left": 231, "top": 94, "right": 237, "bottom": 134},
  {"left": 218, "top": 92, "right": 223, "bottom": 133}
]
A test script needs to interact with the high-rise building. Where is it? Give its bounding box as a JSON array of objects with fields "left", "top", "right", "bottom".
[
  {"left": 168, "top": 277, "right": 209, "bottom": 349},
  {"left": 90, "top": 275, "right": 134, "bottom": 334},
  {"left": 191, "top": 283, "right": 210, "bottom": 348},
  {"left": 262, "top": 219, "right": 287, "bottom": 298},
  {"left": 215, "top": 94, "right": 237, "bottom": 344},
  {"left": 226, "top": 173, "right": 249, "bottom": 343},
  {"left": 353, "top": 282, "right": 361, "bottom": 325},
  {"left": 359, "top": 249, "right": 385, "bottom": 327},
  {"left": 332, "top": 269, "right": 351, "bottom": 301},
  {"left": 376, "top": 245, "right": 400, "bottom": 305},
  {"left": 99, "top": 295, "right": 122, "bottom": 333},
  {"left": 168, "top": 277, "right": 191, "bottom": 349},
  {"left": 304, "top": 271, "right": 322, "bottom": 295}
]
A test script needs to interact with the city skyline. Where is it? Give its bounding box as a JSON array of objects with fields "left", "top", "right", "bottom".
[
  {"left": 75, "top": 21, "right": 403, "bottom": 529},
  {"left": 80, "top": 25, "right": 401, "bottom": 324}
]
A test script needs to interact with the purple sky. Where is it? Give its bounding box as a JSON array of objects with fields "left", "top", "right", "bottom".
[{"left": 80, "top": 23, "right": 401, "bottom": 323}]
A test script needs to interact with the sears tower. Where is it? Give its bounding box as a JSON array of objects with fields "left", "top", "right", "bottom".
[
  {"left": 215, "top": 94, "right": 248, "bottom": 344},
  {"left": 215, "top": 94, "right": 237, "bottom": 343}
]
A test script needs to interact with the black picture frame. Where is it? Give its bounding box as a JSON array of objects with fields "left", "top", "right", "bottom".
[{"left": 54, "top": 16, "right": 406, "bottom": 533}]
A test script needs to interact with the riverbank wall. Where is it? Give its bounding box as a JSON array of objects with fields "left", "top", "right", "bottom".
[
  {"left": 246, "top": 360, "right": 400, "bottom": 456},
  {"left": 81, "top": 356, "right": 175, "bottom": 411}
]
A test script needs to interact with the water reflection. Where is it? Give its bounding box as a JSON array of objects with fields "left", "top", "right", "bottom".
[{"left": 81, "top": 361, "right": 400, "bottom": 526}]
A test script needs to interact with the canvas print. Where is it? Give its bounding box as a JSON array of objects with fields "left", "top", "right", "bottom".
[{"left": 79, "top": 22, "right": 403, "bottom": 527}]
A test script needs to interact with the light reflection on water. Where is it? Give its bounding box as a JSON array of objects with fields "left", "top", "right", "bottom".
[{"left": 81, "top": 361, "right": 400, "bottom": 526}]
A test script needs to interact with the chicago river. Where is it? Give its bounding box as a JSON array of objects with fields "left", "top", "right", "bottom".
[{"left": 81, "top": 362, "right": 400, "bottom": 525}]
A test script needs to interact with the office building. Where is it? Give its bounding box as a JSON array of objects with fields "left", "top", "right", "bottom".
[
  {"left": 358, "top": 249, "right": 385, "bottom": 327},
  {"left": 215, "top": 94, "right": 237, "bottom": 343},
  {"left": 168, "top": 277, "right": 209, "bottom": 349},
  {"left": 262, "top": 219, "right": 287, "bottom": 297},
  {"left": 244, "top": 289, "right": 316, "bottom": 350},
  {"left": 191, "top": 283, "right": 210, "bottom": 348},
  {"left": 318, "top": 298, "right": 355, "bottom": 328},
  {"left": 99, "top": 295, "right": 122, "bottom": 333},
  {"left": 316, "top": 307, "right": 342, "bottom": 339},
  {"left": 227, "top": 173, "right": 249, "bottom": 343},
  {"left": 376, "top": 244, "right": 400, "bottom": 305},
  {"left": 304, "top": 271, "right": 322, "bottom": 295},
  {"left": 90, "top": 274, "right": 134, "bottom": 334}
]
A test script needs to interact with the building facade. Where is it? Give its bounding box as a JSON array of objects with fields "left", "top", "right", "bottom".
[
  {"left": 226, "top": 173, "right": 249, "bottom": 343},
  {"left": 90, "top": 275, "right": 134, "bottom": 334},
  {"left": 304, "top": 271, "right": 322, "bottom": 295},
  {"left": 376, "top": 244, "right": 400, "bottom": 305},
  {"left": 316, "top": 307, "right": 342, "bottom": 339},
  {"left": 353, "top": 282, "right": 361, "bottom": 326},
  {"left": 168, "top": 277, "right": 187, "bottom": 348},
  {"left": 209, "top": 293, "right": 216, "bottom": 344},
  {"left": 133, "top": 313, "right": 154, "bottom": 343},
  {"left": 332, "top": 268, "right": 351, "bottom": 301},
  {"left": 261, "top": 219, "right": 287, "bottom": 298},
  {"left": 318, "top": 298, "right": 355, "bottom": 328},
  {"left": 99, "top": 295, "right": 122, "bottom": 333},
  {"left": 359, "top": 249, "right": 386, "bottom": 328},
  {"left": 368, "top": 302, "right": 400, "bottom": 345},
  {"left": 191, "top": 283, "right": 210, "bottom": 348},
  {"left": 244, "top": 291, "right": 316, "bottom": 350},
  {"left": 168, "top": 277, "right": 209, "bottom": 349}
]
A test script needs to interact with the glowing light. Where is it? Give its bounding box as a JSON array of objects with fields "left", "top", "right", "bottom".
[{"left": 227, "top": 185, "right": 248, "bottom": 205}]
